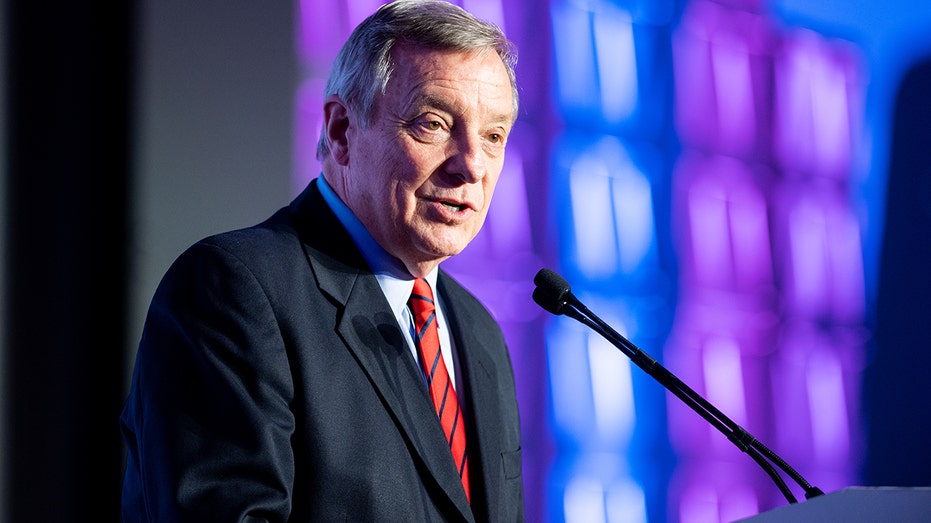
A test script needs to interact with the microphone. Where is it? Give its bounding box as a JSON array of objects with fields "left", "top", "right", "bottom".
[
  {"left": 533, "top": 268, "right": 824, "bottom": 505},
  {"left": 531, "top": 268, "right": 573, "bottom": 315}
]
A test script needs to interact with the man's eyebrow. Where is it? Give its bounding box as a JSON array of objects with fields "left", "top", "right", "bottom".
[
  {"left": 413, "top": 94, "right": 514, "bottom": 126},
  {"left": 409, "top": 93, "right": 455, "bottom": 115}
]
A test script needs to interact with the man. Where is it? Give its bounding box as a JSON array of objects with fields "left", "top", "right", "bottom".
[{"left": 119, "top": 0, "right": 524, "bottom": 521}]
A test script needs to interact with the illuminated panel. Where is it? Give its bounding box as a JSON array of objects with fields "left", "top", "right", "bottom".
[
  {"left": 672, "top": 1, "right": 777, "bottom": 159},
  {"left": 662, "top": 303, "right": 775, "bottom": 521},
  {"left": 568, "top": 154, "right": 619, "bottom": 278},
  {"left": 590, "top": 333, "right": 636, "bottom": 441},
  {"left": 548, "top": 322, "right": 598, "bottom": 443},
  {"left": 548, "top": 312, "right": 637, "bottom": 446},
  {"left": 806, "top": 346, "right": 850, "bottom": 461},
  {"left": 672, "top": 152, "right": 774, "bottom": 294},
  {"left": 564, "top": 475, "right": 648, "bottom": 523},
  {"left": 770, "top": 321, "right": 865, "bottom": 491},
  {"left": 701, "top": 337, "right": 748, "bottom": 427},
  {"left": 546, "top": 312, "right": 649, "bottom": 523},
  {"left": 771, "top": 181, "right": 866, "bottom": 324},
  {"left": 555, "top": 135, "right": 659, "bottom": 284},
  {"left": 676, "top": 470, "right": 760, "bottom": 523},
  {"left": 550, "top": 0, "right": 672, "bottom": 137},
  {"left": 550, "top": 2, "right": 601, "bottom": 120},
  {"left": 593, "top": 11, "right": 639, "bottom": 124},
  {"left": 773, "top": 28, "right": 863, "bottom": 180}
]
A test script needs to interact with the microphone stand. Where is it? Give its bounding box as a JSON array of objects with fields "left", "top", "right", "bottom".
[{"left": 547, "top": 279, "right": 823, "bottom": 505}]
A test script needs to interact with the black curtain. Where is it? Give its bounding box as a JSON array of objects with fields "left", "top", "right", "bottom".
[{"left": 3, "top": 0, "right": 134, "bottom": 521}]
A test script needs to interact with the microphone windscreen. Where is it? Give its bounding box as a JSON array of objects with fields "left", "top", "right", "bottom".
[
  {"left": 533, "top": 268, "right": 571, "bottom": 296},
  {"left": 532, "top": 268, "right": 572, "bottom": 315}
]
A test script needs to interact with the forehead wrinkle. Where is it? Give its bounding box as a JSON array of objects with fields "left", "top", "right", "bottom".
[{"left": 390, "top": 43, "right": 514, "bottom": 119}]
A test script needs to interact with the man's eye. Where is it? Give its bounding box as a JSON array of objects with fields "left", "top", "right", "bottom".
[
  {"left": 407, "top": 117, "right": 449, "bottom": 144},
  {"left": 488, "top": 133, "right": 503, "bottom": 144}
]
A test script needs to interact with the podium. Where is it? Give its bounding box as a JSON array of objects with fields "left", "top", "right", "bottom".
[{"left": 735, "top": 487, "right": 931, "bottom": 522}]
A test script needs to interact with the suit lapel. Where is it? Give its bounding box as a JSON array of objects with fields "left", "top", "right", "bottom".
[{"left": 290, "top": 180, "right": 474, "bottom": 520}]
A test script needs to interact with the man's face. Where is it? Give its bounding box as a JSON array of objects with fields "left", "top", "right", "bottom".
[{"left": 341, "top": 43, "right": 515, "bottom": 274}]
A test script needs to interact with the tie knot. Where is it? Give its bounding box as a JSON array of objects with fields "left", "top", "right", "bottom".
[{"left": 409, "top": 278, "right": 435, "bottom": 317}]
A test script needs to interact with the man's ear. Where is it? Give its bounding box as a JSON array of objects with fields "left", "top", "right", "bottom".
[{"left": 323, "top": 94, "right": 351, "bottom": 166}]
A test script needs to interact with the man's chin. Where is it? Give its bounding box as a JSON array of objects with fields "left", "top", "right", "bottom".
[{"left": 418, "top": 228, "right": 478, "bottom": 256}]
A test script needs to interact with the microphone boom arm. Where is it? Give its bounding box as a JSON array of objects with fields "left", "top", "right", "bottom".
[
  {"left": 534, "top": 268, "right": 823, "bottom": 505},
  {"left": 566, "top": 301, "right": 804, "bottom": 503}
]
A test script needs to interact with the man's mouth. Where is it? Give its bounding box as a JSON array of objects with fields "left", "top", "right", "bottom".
[{"left": 440, "top": 200, "right": 468, "bottom": 212}]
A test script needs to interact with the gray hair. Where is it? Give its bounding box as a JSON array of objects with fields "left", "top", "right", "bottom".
[{"left": 316, "top": 0, "right": 519, "bottom": 159}]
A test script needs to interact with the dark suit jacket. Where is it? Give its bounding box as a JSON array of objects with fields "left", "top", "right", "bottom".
[{"left": 120, "top": 179, "right": 524, "bottom": 522}]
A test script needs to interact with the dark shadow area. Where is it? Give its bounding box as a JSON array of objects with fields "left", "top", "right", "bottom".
[
  {"left": 2, "top": 1, "right": 135, "bottom": 521},
  {"left": 864, "top": 54, "right": 931, "bottom": 487}
]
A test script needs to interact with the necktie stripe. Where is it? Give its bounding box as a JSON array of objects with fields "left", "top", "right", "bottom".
[
  {"left": 438, "top": 381, "right": 450, "bottom": 419},
  {"left": 447, "top": 403, "right": 459, "bottom": 443},
  {"left": 428, "top": 347, "right": 441, "bottom": 383},
  {"left": 408, "top": 278, "right": 471, "bottom": 504}
]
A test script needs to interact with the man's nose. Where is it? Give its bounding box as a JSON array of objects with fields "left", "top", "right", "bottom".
[{"left": 444, "top": 136, "right": 488, "bottom": 183}]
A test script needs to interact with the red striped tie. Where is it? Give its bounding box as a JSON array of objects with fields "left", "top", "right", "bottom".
[{"left": 409, "top": 278, "right": 470, "bottom": 504}]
